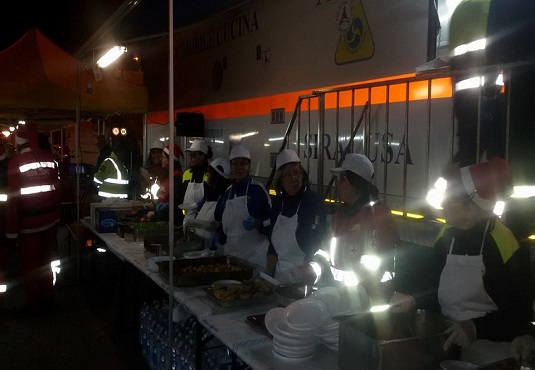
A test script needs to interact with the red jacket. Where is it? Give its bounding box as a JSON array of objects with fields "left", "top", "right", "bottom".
[
  {"left": 330, "top": 201, "right": 399, "bottom": 257},
  {"left": 6, "top": 147, "right": 61, "bottom": 238}
]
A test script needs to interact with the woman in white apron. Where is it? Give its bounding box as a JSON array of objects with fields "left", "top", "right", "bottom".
[
  {"left": 180, "top": 140, "right": 210, "bottom": 223},
  {"left": 268, "top": 149, "right": 327, "bottom": 283},
  {"left": 389, "top": 159, "right": 535, "bottom": 366},
  {"left": 214, "top": 145, "right": 272, "bottom": 271}
]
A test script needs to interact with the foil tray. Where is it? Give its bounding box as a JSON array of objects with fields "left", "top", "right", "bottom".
[{"left": 157, "top": 255, "right": 254, "bottom": 287}]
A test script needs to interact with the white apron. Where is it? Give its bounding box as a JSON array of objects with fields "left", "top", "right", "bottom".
[
  {"left": 438, "top": 221, "right": 510, "bottom": 365},
  {"left": 183, "top": 180, "right": 205, "bottom": 221},
  {"left": 222, "top": 181, "right": 269, "bottom": 271},
  {"left": 438, "top": 222, "right": 497, "bottom": 321},
  {"left": 272, "top": 202, "right": 305, "bottom": 282},
  {"left": 195, "top": 200, "right": 217, "bottom": 240}
]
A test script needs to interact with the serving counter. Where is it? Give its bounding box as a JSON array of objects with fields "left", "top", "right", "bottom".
[{"left": 78, "top": 217, "right": 338, "bottom": 369}]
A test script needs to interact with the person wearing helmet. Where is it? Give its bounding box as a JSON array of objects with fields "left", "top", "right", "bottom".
[
  {"left": 214, "top": 144, "right": 272, "bottom": 271},
  {"left": 6, "top": 123, "right": 61, "bottom": 314},
  {"left": 267, "top": 149, "right": 327, "bottom": 282},
  {"left": 193, "top": 157, "right": 232, "bottom": 246},
  {"left": 300, "top": 154, "right": 399, "bottom": 303},
  {"left": 390, "top": 158, "right": 535, "bottom": 365}
]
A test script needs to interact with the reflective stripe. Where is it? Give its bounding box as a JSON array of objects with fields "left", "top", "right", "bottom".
[
  {"left": 452, "top": 38, "right": 486, "bottom": 57},
  {"left": 0, "top": 284, "right": 6, "bottom": 293},
  {"left": 103, "top": 178, "right": 129, "bottom": 185},
  {"left": 19, "top": 161, "right": 56, "bottom": 173},
  {"left": 455, "top": 76, "right": 484, "bottom": 91},
  {"left": 98, "top": 191, "right": 128, "bottom": 198},
  {"left": 0, "top": 193, "right": 7, "bottom": 202},
  {"left": 20, "top": 184, "right": 56, "bottom": 195},
  {"left": 106, "top": 157, "right": 125, "bottom": 181},
  {"left": 94, "top": 178, "right": 103, "bottom": 185}
]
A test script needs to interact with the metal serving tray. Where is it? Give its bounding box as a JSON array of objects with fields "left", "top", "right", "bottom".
[
  {"left": 157, "top": 255, "right": 254, "bottom": 287},
  {"left": 337, "top": 309, "right": 455, "bottom": 370}
]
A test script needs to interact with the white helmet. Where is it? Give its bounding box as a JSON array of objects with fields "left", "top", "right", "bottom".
[{"left": 210, "top": 158, "right": 230, "bottom": 179}]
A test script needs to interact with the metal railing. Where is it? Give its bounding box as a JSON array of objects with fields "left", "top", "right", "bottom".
[{"left": 267, "top": 71, "right": 455, "bottom": 216}]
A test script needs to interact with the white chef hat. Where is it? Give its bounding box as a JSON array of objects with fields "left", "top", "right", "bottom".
[
  {"left": 229, "top": 145, "right": 250, "bottom": 161},
  {"left": 186, "top": 139, "right": 208, "bottom": 155},
  {"left": 276, "top": 149, "right": 300, "bottom": 171}
]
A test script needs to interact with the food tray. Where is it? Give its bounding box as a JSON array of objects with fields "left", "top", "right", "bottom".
[
  {"left": 116, "top": 221, "right": 169, "bottom": 241},
  {"left": 204, "top": 278, "right": 275, "bottom": 308},
  {"left": 157, "top": 255, "right": 254, "bottom": 287}
]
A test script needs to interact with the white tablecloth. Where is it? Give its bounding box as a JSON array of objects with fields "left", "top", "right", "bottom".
[{"left": 80, "top": 217, "right": 339, "bottom": 369}]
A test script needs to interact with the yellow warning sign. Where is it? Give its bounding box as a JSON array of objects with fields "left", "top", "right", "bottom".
[{"left": 335, "top": 0, "right": 375, "bottom": 65}]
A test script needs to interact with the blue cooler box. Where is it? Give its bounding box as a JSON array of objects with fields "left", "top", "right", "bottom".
[{"left": 96, "top": 209, "right": 118, "bottom": 233}]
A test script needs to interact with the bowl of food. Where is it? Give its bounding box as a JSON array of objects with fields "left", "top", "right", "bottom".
[{"left": 274, "top": 283, "right": 318, "bottom": 307}]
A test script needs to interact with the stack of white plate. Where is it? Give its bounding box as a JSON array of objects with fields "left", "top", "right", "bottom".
[
  {"left": 311, "top": 287, "right": 340, "bottom": 350},
  {"left": 310, "top": 286, "right": 371, "bottom": 351},
  {"left": 265, "top": 297, "right": 329, "bottom": 362},
  {"left": 315, "top": 320, "right": 339, "bottom": 351}
]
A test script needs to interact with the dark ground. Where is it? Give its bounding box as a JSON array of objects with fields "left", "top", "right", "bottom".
[{"left": 0, "top": 225, "right": 166, "bottom": 370}]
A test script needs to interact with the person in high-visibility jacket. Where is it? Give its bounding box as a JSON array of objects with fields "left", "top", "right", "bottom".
[
  {"left": 486, "top": 0, "right": 535, "bottom": 186},
  {"left": 291, "top": 154, "right": 399, "bottom": 304},
  {"left": 178, "top": 140, "right": 211, "bottom": 222},
  {"left": 93, "top": 140, "right": 130, "bottom": 200},
  {"left": 6, "top": 123, "right": 61, "bottom": 314},
  {"left": 448, "top": 0, "right": 505, "bottom": 166}
]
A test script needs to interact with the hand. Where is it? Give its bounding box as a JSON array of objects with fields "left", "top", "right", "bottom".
[
  {"left": 443, "top": 320, "right": 476, "bottom": 350},
  {"left": 155, "top": 202, "right": 169, "bottom": 214},
  {"left": 510, "top": 335, "right": 535, "bottom": 364},
  {"left": 242, "top": 216, "right": 257, "bottom": 231},
  {"left": 389, "top": 292, "right": 415, "bottom": 313}
]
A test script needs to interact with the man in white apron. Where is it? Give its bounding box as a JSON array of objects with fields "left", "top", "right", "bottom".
[
  {"left": 180, "top": 140, "right": 210, "bottom": 223},
  {"left": 390, "top": 158, "right": 535, "bottom": 366},
  {"left": 267, "top": 149, "right": 327, "bottom": 282},
  {"left": 214, "top": 145, "right": 272, "bottom": 271}
]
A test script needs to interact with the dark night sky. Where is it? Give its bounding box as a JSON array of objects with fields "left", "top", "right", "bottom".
[
  {"left": 1, "top": 2, "right": 69, "bottom": 50},
  {"left": 1, "top": 0, "right": 248, "bottom": 54}
]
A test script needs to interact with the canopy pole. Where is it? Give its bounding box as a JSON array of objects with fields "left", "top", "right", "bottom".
[
  {"left": 167, "top": 1, "right": 175, "bottom": 369},
  {"left": 75, "top": 60, "right": 81, "bottom": 222}
]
